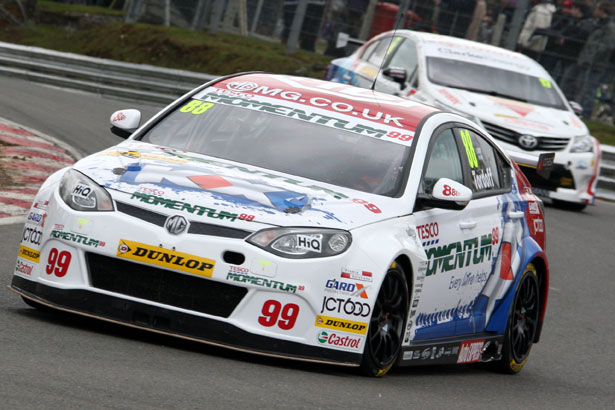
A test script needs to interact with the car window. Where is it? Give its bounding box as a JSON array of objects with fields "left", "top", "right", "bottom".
[
  {"left": 387, "top": 38, "right": 418, "bottom": 75},
  {"left": 367, "top": 38, "right": 392, "bottom": 66},
  {"left": 359, "top": 39, "right": 381, "bottom": 61},
  {"left": 458, "top": 128, "right": 508, "bottom": 193},
  {"left": 421, "top": 128, "right": 464, "bottom": 195}
]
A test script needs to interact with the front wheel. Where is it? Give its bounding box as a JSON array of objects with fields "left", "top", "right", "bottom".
[
  {"left": 361, "top": 262, "right": 408, "bottom": 377},
  {"left": 491, "top": 263, "right": 540, "bottom": 374}
]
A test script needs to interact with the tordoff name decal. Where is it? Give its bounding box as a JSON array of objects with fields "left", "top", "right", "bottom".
[
  {"left": 314, "top": 315, "right": 368, "bottom": 335},
  {"left": 117, "top": 239, "right": 215, "bottom": 278},
  {"left": 426, "top": 233, "right": 493, "bottom": 276}
]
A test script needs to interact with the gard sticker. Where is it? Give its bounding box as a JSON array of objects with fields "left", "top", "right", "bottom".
[
  {"left": 117, "top": 239, "right": 215, "bottom": 278},
  {"left": 314, "top": 315, "right": 368, "bottom": 335},
  {"left": 538, "top": 78, "right": 552, "bottom": 88},
  {"left": 18, "top": 245, "right": 41, "bottom": 263},
  {"left": 460, "top": 129, "right": 478, "bottom": 168}
]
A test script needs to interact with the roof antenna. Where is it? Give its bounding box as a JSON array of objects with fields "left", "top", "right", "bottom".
[{"left": 370, "top": 9, "right": 405, "bottom": 91}]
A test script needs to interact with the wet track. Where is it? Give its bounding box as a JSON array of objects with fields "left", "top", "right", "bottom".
[{"left": 1, "top": 76, "right": 614, "bottom": 410}]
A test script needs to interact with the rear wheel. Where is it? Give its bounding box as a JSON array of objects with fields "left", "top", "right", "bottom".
[
  {"left": 492, "top": 263, "right": 540, "bottom": 374},
  {"left": 361, "top": 262, "right": 408, "bottom": 377}
]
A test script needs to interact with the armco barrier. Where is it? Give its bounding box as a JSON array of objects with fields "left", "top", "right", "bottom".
[{"left": 0, "top": 41, "right": 613, "bottom": 201}]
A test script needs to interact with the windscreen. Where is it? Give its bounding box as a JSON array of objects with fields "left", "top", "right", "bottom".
[
  {"left": 426, "top": 57, "right": 567, "bottom": 110},
  {"left": 138, "top": 96, "right": 411, "bottom": 197}
]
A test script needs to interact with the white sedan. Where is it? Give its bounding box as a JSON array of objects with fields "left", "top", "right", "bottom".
[
  {"left": 11, "top": 73, "right": 549, "bottom": 376},
  {"left": 326, "top": 30, "right": 600, "bottom": 211}
]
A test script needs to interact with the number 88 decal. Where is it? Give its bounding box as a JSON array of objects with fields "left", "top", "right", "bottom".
[{"left": 258, "top": 300, "right": 299, "bottom": 330}]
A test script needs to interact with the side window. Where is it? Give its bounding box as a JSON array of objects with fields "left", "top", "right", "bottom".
[
  {"left": 366, "top": 38, "right": 392, "bottom": 66},
  {"left": 421, "top": 129, "right": 464, "bottom": 194},
  {"left": 458, "top": 128, "right": 509, "bottom": 193},
  {"left": 386, "top": 39, "right": 418, "bottom": 75},
  {"left": 359, "top": 39, "right": 381, "bottom": 61}
]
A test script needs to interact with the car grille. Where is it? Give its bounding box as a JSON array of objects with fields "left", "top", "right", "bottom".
[
  {"left": 518, "top": 163, "right": 576, "bottom": 191},
  {"left": 87, "top": 252, "right": 247, "bottom": 317},
  {"left": 482, "top": 122, "right": 569, "bottom": 151},
  {"left": 115, "top": 201, "right": 252, "bottom": 239}
]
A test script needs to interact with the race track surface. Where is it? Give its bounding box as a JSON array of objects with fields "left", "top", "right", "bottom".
[{"left": 1, "top": 76, "right": 614, "bottom": 410}]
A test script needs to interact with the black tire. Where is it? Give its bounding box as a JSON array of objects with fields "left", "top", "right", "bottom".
[
  {"left": 361, "top": 261, "right": 409, "bottom": 377},
  {"left": 22, "top": 296, "right": 53, "bottom": 312},
  {"left": 492, "top": 263, "right": 540, "bottom": 374},
  {"left": 552, "top": 199, "right": 586, "bottom": 212}
]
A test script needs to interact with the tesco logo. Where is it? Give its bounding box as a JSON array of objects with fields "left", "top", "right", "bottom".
[
  {"left": 416, "top": 222, "right": 439, "bottom": 240},
  {"left": 317, "top": 331, "right": 361, "bottom": 349}
]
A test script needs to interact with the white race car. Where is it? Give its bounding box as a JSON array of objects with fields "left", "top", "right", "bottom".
[
  {"left": 326, "top": 30, "right": 601, "bottom": 210},
  {"left": 11, "top": 73, "right": 549, "bottom": 376}
]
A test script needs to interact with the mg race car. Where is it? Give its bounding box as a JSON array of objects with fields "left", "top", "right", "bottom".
[
  {"left": 11, "top": 73, "right": 549, "bottom": 376},
  {"left": 325, "top": 30, "right": 600, "bottom": 211}
]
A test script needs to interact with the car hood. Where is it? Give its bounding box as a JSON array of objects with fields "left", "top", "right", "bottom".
[
  {"left": 73, "top": 141, "right": 400, "bottom": 230},
  {"left": 429, "top": 87, "right": 588, "bottom": 137}
]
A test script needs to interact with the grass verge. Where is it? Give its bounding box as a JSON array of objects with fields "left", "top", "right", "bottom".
[{"left": 585, "top": 121, "right": 615, "bottom": 146}]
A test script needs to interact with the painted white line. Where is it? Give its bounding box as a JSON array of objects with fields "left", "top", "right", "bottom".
[{"left": 0, "top": 191, "right": 36, "bottom": 201}]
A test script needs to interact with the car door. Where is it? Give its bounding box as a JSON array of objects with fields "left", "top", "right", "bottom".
[
  {"left": 411, "top": 125, "right": 475, "bottom": 340},
  {"left": 452, "top": 127, "right": 514, "bottom": 336}
]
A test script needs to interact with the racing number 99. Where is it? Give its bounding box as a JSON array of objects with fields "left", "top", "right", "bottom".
[
  {"left": 179, "top": 100, "right": 214, "bottom": 115},
  {"left": 46, "top": 248, "right": 72, "bottom": 277},
  {"left": 258, "top": 300, "right": 299, "bottom": 330}
]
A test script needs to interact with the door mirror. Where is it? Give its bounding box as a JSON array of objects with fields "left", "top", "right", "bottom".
[
  {"left": 110, "top": 109, "right": 141, "bottom": 139},
  {"left": 569, "top": 101, "right": 583, "bottom": 117},
  {"left": 416, "top": 178, "right": 472, "bottom": 211},
  {"left": 383, "top": 67, "right": 407, "bottom": 86}
]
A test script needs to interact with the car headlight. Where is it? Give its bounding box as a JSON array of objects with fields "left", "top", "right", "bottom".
[
  {"left": 59, "top": 169, "right": 114, "bottom": 211},
  {"left": 570, "top": 135, "right": 594, "bottom": 153},
  {"left": 247, "top": 228, "right": 352, "bottom": 258}
]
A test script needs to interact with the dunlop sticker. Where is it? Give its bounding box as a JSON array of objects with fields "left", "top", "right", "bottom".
[
  {"left": 315, "top": 315, "right": 368, "bottom": 335},
  {"left": 117, "top": 239, "right": 215, "bottom": 278},
  {"left": 18, "top": 245, "right": 41, "bottom": 263}
]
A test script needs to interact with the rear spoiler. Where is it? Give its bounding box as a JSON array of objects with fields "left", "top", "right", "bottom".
[{"left": 509, "top": 152, "right": 555, "bottom": 180}]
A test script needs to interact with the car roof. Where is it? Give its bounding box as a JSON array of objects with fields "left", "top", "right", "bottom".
[
  {"left": 210, "top": 73, "right": 440, "bottom": 139},
  {"left": 375, "top": 30, "right": 549, "bottom": 78}
]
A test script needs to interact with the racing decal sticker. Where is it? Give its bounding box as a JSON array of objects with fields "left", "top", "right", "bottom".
[
  {"left": 488, "top": 97, "right": 535, "bottom": 118},
  {"left": 317, "top": 330, "right": 362, "bottom": 350},
  {"left": 15, "top": 259, "right": 34, "bottom": 277},
  {"left": 296, "top": 234, "right": 322, "bottom": 253},
  {"left": 417, "top": 222, "right": 439, "bottom": 247},
  {"left": 179, "top": 100, "right": 215, "bottom": 115},
  {"left": 18, "top": 244, "right": 40, "bottom": 263},
  {"left": 314, "top": 315, "right": 368, "bottom": 335},
  {"left": 117, "top": 239, "right": 215, "bottom": 278},
  {"left": 226, "top": 267, "right": 298, "bottom": 293},
  {"left": 22, "top": 225, "right": 43, "bottom": 247},
  {"left": 340, "top": 267, "right": 373, "bottom": 282},
  {"left": 258, "top": 300, "right": 299, "bottom": 330},
  {"left": 250, "top": 258, "right": 278, "bottom": 278},
  {"left": 26, "top": 210, "right": 46, "bottom": 227},
  {"left": 538, "top": 78, "right": 552, "bottom": 88},
  {"left": 324, "top": 279, "right": 369, "bottom": 298},
  {"left": 424, "top": 232, "right": 493, "bottom": 276},
  {"left": 46, "top": 248, "right": 72, "bottom": 278},
  {"left": 50, "top": 229, "right": 106, "bottom": 248},
  {"left": 456, "top": 339, "right": 485, "bottom": 364},
  {"left": 403, "top": 345, "right": 460, "bottom": 361},
  {"left": 320, "top": 297, "right": 371, "bottom": 317}
]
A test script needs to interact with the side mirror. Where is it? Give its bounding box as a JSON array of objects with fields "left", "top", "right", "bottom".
[
  {"left": 110, "top": 109, "right": 141, "bottom": 139},
  {"left": 415, "top": 178, "right": 473, "bottom": 211},
  {"left": 383, "top": 67, "right": 408, "bottom": 86},
  {"left": 569, "top": 101, "right": 583, "bottom": 117}
]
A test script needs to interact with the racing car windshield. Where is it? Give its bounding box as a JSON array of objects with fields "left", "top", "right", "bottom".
[
  {"left": 426, "top": 57, "right": 567, "bottom": 110},
  {"left": 139, "top": 98, "right": 411, "bottom": 197}
]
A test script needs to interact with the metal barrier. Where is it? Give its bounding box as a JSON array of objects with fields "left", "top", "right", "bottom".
[{"left": 0, "top": 40, "right": 613, "bottom": 201}]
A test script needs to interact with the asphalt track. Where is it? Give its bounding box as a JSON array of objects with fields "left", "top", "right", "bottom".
[{"left": 1, "top": 76, "right": 614, "bottom": 410}]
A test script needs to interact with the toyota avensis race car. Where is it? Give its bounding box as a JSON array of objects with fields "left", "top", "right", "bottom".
[
  {"left": 11, "top": 73, "right": 549, "bottom": 376},
  {"left": 325, "top": 30, "right": 600, "bottom": 211}
]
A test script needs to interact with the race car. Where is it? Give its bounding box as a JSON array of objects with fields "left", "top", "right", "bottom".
[
  {"left": 11, "top": 73, "right": 549, "bottom": 376},
  {"left": 325, "top": 30, "right": 600, "bottom": 211}
]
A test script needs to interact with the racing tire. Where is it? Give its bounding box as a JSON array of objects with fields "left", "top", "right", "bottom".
[
  {"left": 361, "top": 262, "right": 409, "bottom": 377},
  {"left": 552, "top": 199, "right": 586, "bottom": 212},
  {"left": 491, "top": 263, "right": 540, "bottom": 374}
]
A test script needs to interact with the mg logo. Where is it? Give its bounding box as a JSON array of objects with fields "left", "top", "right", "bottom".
[
  {"left": 518, "top": 134, "right": 539, "bottom": 150},
  {"left": 226, "top": 81, "right": 258, "bottom": 92},
  {"left": 165, "top": 215, "right": 188, "bottom": 235}
]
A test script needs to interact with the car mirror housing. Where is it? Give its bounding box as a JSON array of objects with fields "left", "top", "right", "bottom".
[
  {"left": 109, "top": 109, "right": 141, "bottom": 139},
  {"left": 383, "top": 67, "right": 407, "bottom": 86},
  {"left": 416, "top": 178, "right": 472, "bottom": 211}
]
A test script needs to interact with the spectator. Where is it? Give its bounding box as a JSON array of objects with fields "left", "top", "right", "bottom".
[
  {"left": 281, "top": 0, "right": 326, "bottom": 52},
  {"left": 435, "top": 0, "right": 478, "bottom": 38},
  {"left": 573, "top": 1, "right": 615, "bottom": 118},
  {"left": 466, "top": 0, "right": 487, "bottom": 41},
  {"left": 517, "top": 0, "right": 557, "bottom": 61}
]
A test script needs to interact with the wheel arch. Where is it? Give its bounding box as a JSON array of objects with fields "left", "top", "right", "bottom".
[
  {"left": 530, "top": 254, "right": 549, "bottom": 343},
  {"left": 393, "top": 253, "right": 414, "bottom": 299}
]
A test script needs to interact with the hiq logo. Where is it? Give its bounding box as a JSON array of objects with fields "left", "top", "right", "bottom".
[
  {"left": 72, "top": 184, "right": 92, "bottom": 198},
  {"left": 297, "top": 234, "right": 321, "bottom": 253}
]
